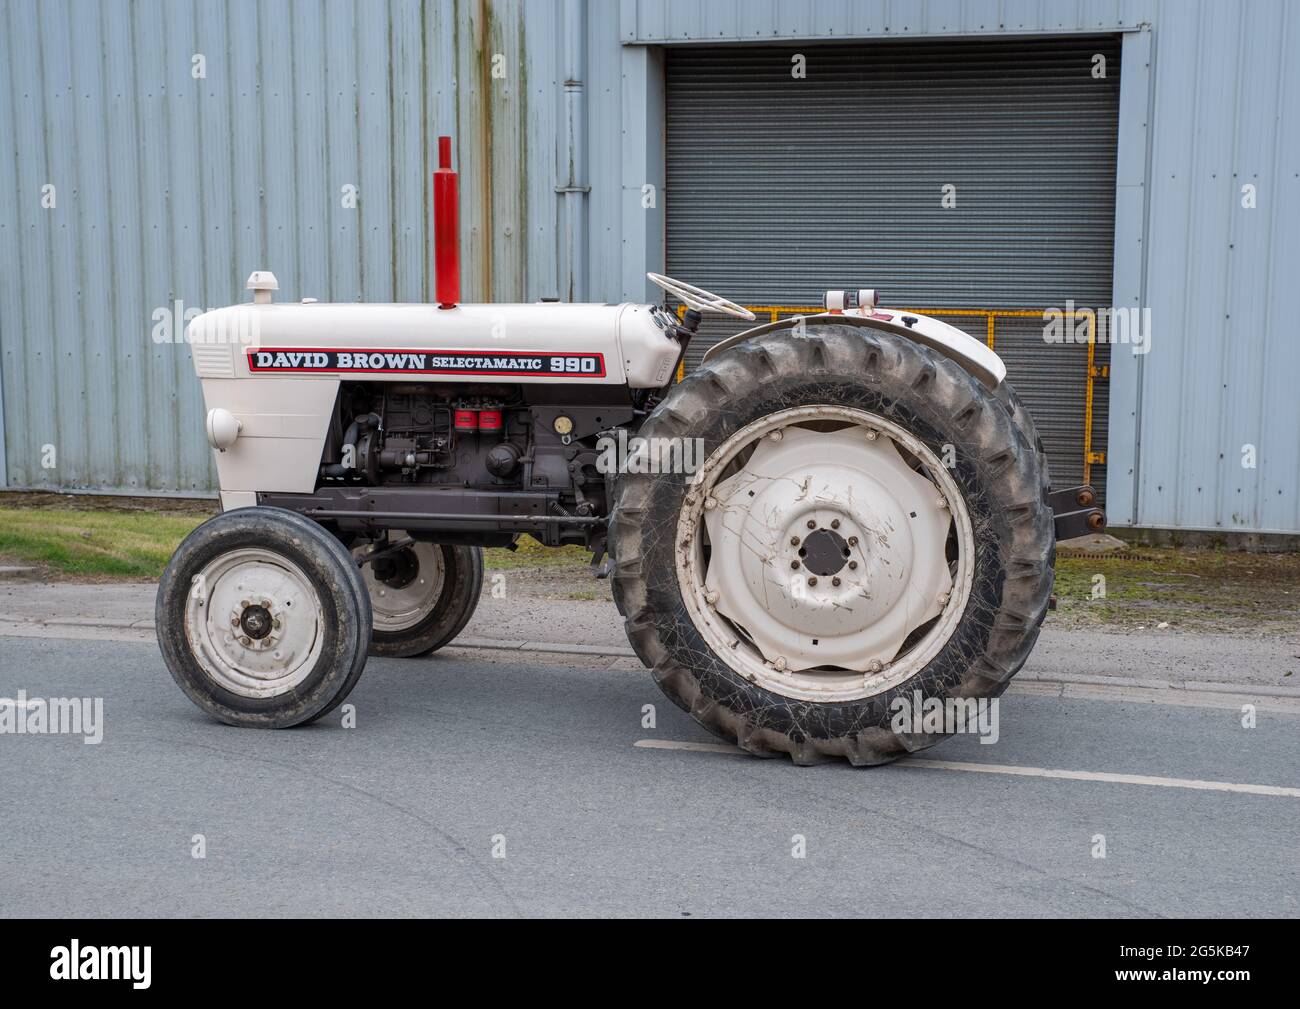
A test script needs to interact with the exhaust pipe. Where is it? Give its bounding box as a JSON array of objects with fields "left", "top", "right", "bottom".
[{"left": 434, "top": 135, "right": 460, "bottom": 309}]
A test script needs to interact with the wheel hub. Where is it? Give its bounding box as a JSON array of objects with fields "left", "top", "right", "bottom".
[
  {"left": 183, "top": 548, "right": 325, "bottom": 698},
  {"left": 373, "top": 547, "right": 419, "bottom": 590},
  {"left": 239, "top": 603, "right": 273, "bottom": 640},
  {"left": 678, "top": 406, "right": 975, "bottom": 703},
  {"left": 797, "top": 527, "right": 850, "bottom": 576},
  {"left": 353, "top": 533, "right": 446, "bottom": 633}
]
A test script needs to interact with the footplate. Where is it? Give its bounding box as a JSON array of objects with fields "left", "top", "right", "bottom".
[{"left": 1049, "top": 484, "right": 1105, "bottom": 541}]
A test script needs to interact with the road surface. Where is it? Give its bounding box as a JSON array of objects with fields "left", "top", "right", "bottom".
[{"left": 1, "top": 633, "right": 1296, "bottom": 917}]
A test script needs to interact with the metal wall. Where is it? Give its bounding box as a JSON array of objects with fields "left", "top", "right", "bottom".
[
  {"left": 0, "top": 0, "right": 566, "bottom": 494},
  {"left": 3, "top": 0, "right": 1299, "bottom": 535}
]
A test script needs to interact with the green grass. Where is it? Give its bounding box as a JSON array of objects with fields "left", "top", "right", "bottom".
[
  {"left": 0, "top": 508, "right": 590, "bottom": 580},
  {"left": 0, "top": 507, "right": 205, "bottom": 579},
  {"left": 483, "top": 535, "right": 590, "bottom": 571},
  {"left": 1054, "top": 547, "right": 1300, "bottom": 631}
]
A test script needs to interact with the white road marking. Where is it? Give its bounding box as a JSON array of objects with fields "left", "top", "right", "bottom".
[
  {"left": 635, "top": 738, "right": 744, "bottom": 754},
  {"left": 633, "top": 739, "right": 1300, "bottom": 798}
]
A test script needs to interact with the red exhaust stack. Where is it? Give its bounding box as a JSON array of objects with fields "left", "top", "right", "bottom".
[{"left": 434, "top": 135, "right": 460, "bottom": 309}]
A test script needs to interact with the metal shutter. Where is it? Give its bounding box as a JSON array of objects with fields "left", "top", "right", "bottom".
[{"left": 665, "top": 36, "right": 1119, "bottom": 499}]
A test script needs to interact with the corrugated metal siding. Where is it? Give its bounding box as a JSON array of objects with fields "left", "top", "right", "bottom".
[
  {"left": 1124, "top": 0, "right": 1300, "bottom": 534},
  {"left": 623, "top": 0, "right": 1155, "bottom": 42},
  {"left": 665, "top": 38, "right": 1119, "bottom": 495},
  {"left": 0, "top": 0, "right": 563, "bottom": 494}
]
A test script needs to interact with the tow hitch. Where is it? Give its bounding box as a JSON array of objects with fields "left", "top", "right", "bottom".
[{"left": 1050, "top": 485, "right": 1105, "bottom": 541}]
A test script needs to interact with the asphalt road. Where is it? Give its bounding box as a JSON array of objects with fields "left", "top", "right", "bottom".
[{"left": 1, "top": 633, "right": 1297, "bottom": 918}]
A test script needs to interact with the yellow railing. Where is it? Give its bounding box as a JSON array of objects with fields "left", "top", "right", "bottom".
[{"left": 678, "top": 305, "right": 1107, "bottom": 485}]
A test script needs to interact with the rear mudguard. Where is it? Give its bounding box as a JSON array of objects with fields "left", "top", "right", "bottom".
[{"left": 700, "top": 310, "right": 1006, "bottom": 389}]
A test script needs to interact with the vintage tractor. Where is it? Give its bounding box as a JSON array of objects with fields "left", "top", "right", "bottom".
[{"left": 156, "top": 138, "right": 1102, "bottom": 764}]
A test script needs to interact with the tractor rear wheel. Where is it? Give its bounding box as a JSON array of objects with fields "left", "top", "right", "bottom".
[
  {"left": 351, "top": 535, "right": 484, "bottom": 658},
  {"left": 609, "top": 325, "right": 1054, "bottom": 765},
  {"left": 156, "top": 507, "right": 371, "bottom": 728}
]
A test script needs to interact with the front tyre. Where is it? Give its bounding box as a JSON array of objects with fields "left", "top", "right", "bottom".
[
  {"left": 156, "top": 507, "right": 372, "bottom": 728},
  {"left": 351, "top": 535, "right": 484, "bottom": 658},
  {"left": 609, "top": 326, "right": 1054, "bottom": 765}
]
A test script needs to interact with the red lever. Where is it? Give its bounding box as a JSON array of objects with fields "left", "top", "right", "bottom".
[{"left": 434, "top": 135, "right": 460, "bottom": 309}]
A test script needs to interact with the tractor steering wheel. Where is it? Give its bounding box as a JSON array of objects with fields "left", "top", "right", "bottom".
[{"left": 647, "top": 273, "right": 756, "bottom": 322}]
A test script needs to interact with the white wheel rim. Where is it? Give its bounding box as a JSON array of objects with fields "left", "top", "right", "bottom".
[
  {"left": 676, "top": 405, "right": 975, "bottom": 703},
  {"left": 353, "top": 533, "right": 445, "bottom": 632},
  {"left": 184, "top": 548, "right": 326, "bottom": 699}
]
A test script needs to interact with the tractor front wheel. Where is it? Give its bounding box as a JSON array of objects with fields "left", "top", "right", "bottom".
[
  {"left": 156, "top": 507, "right": 372, "bottom": 728},
  {"left": 351, "top": 535, "right": 484, "bottom": 658}
]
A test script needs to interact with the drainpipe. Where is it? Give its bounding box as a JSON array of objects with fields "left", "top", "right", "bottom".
[{"left": 558, "top": 0, "right": 589, "bottom": 302}]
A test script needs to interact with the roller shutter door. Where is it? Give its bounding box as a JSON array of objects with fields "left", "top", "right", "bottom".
[{"left": 665, "top": 36, "right": 1119, "bottom": 499}]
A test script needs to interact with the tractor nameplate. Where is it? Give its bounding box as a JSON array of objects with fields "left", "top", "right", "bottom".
[{"left": 246, "top": 348, "right": 607, "bottom": 377}]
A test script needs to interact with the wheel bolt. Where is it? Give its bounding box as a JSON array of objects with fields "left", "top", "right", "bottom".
[
  {"left": 806, "top": 519, "right": 816, "bottom": 529},
  {"left": 848, "top": 536, "right": 858, "bottom": 546},
  {"left": 832, "top": 577, "right": 841, "bottom": 586},
  {"left": 831, "top": 519, "right": 840, "bottom": 529},
  {"left": 790, "top": 536, "right": 800, "bottom": 546},
  {"left": 807, "top": 576, "right": 818, "bottom": 586},
  {"left": 848, "top": 561, "right": 858, "bottom": 570},
  {"left": 790, "top": 560, "right": 800, "bottom": 570}
]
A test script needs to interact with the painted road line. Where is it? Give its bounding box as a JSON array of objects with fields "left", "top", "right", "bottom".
[
  {"left": 635, "top": 739, "right": 745, "bottom": 755},
  {"left": 632, "top": 739, "right": 1300, "bottom": 798}
]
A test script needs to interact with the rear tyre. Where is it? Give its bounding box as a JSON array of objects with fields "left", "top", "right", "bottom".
[
  {"left": 351, "top": 535, "right": 484, "bottom": 657},
  {"left": 609, "top": 325, "right": 1054, "bottom": 765},
  {"left": 156, "top": 507, "right": 372, "bottom": 728}
]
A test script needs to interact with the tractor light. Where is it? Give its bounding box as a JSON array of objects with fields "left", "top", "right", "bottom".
[{"left": 206, "top": 408, "right": 242, "bottom": 451}]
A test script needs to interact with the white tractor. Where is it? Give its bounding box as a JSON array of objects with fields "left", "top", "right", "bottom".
[{"left": 157, "top": 140, "right": 1102, "bottom": 764}]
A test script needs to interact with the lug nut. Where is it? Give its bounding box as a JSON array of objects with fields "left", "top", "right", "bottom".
[
  {"left": 790, "top": 536, "right": 800, "bottom": 546},
  {"left": 848, "top": 561, "right": 858, "bottom": 570},
  {"left": 831, "top": 519, "right": 840, "bottom": 529},
  {"left": 808, "top": 576, "right": 818, "bottom": 586},
  {"left": 832, "top": 577, "right": 841, "bottom": 586},
  {"left": 790, "top": 560, "right": 800, "bottom": 570},
  {"left": 848, "top": 536, "right": 858, "bottom": 546},
  {"left": 806, "top": 519, "right": 816, "bottom": 529}
]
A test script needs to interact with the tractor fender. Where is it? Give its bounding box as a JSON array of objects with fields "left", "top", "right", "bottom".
[{"left": 699, "top": 311, "right": 1006, "bottom": 389}]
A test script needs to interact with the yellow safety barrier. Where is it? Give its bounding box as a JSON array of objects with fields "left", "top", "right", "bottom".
[{"left": 678, "top": 305, "right": 1106, "bottom": 484}]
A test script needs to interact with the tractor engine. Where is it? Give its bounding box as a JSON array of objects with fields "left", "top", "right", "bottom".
[{"left": 294, "top": 381, "right": 639, "bottom": 549}]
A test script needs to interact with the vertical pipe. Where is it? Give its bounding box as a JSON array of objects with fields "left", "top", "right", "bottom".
[
  {"left": 559, "top": 0, "right": 588, "bottom": 302},
  {"left": 434, "top": 135, "right": 461, "bottom": 308}
]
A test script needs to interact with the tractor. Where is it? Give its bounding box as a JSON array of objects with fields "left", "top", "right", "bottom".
[{"left": 156, "top": 138, "right": 1102, "bottom": 764}]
